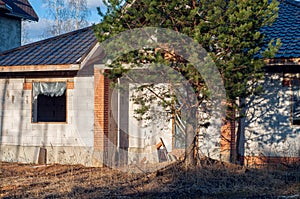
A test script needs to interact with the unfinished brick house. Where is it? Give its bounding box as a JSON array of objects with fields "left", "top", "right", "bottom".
[
  {"left": 0, "top": 0, "right": 299, "bottom": 167},
  {"left": 0, "top": 27, "right": 102, "bottom": 166},
  {"left": 0, "top": 25, "right": 178, "bottom": 166}
]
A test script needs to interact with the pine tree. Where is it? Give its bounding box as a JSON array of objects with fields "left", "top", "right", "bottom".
[{"left": 94, "top": 0, "right": 281, "bottom": 165}]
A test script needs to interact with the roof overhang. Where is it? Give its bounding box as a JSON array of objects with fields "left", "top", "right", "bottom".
[
  {"left": 0, "top": 64, "right": 80, "bottom": 72},
  {"left": 265, "top": 58, "right": 300, "bottom": 66},
  {"left": 80, "top": 43, "right": 106, "bottom": 69},
  {"left": 1, "top": 0, "right": 39, "bottom": 21},
  {"left": 0, "top": 2, "right": 12, "bottom": 13},
  {"left": 5, "top": 12, "right": 38, "bottom": 21}
]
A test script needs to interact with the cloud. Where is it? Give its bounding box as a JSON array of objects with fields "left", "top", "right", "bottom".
[
  {"left": 23, "top": 18, "right": 55, "bottom": 42},
  {"left": 87, "top": 0, "right": 104, "bottom": 8},
  {"left": 25, "top": 18, "right": 54, "bottom": 33},
  {"left": 23, "top": 1, "right": 105, "bottom": 43}
]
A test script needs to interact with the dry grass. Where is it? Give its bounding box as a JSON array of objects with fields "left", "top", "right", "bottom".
[{"left": 0, "top": 159, "right": 299, "bottom": 198}]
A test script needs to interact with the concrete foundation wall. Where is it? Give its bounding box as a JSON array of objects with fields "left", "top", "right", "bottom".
[
  {"left": 0, "top": 16, "right": 21, "bottom": 52},
  {"left": 0, "top": 145, "right": 94, "bottom": 165},
  {"left": 245, "top": 73, "right": 300, "bottom": 158},
  {"left": 0, "top": 77, "right": 95, "bottom": 166}
]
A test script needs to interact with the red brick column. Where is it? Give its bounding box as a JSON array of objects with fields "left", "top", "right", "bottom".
[
  {"left": 220, "top": 107, "right": 236, "bottom": 163},
  {"left": 94, "top": 69, "right": 109, "bottom": 156},
  {"left": 94, "top": 69, "right": 118, "bottom": 167}
]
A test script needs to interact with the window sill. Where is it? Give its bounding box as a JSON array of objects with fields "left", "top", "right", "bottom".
[{"left": 31, "top": 122, "right": 68, "bottom": 124}]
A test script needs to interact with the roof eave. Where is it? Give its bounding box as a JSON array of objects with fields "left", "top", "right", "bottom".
[
  {"left": 5, "top": 12, "right": 38, "bottom": 21},
  {"left": 265, "top": 58, "right": 300, "bottom": 66},
  {"left": 0, "top": 64, "right": 80, "bottom": 72},
  {"left": 79, "top": 42, "right": 100, "bottom": 68},
  {"left": 0, "top": 4, "right": 12, "bottom": 13}
]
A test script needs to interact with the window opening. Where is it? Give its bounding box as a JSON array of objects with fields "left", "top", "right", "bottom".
[{"left": 32, "top": 82, "right": 67, "bottom": 123}]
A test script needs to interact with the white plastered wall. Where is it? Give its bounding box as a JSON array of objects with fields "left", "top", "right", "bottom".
[
  {"left": 126, "top": 83, "right": 222, "bottom": 163},
  {"left": 245, "top": 73, "right": 300, "bottom": 158},
  {"left": 127, "top": 83, "right": 173, "bottom": 164}
]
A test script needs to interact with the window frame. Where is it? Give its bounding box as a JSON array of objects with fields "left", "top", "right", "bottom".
[
  {"left": 31, "top": 81, "right": 68, "bottom": 124},
  {"left": 289, "top": 78, "right": 300, "bottom": 126}
]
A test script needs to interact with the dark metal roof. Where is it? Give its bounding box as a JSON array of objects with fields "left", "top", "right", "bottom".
[
  {"left": 0, "top": 0, "right": 11, "bottom": 12},
  {"left": 262, "top": 0, "right": 300, "bottom": 58},
  {"left": 0, "top": 0, "right": 299, "bottom": 69},
  {"left": 1, "top": 0, "right": 38, "bottom": 21},
  {"left": 0, "top": 27, "right": 97, "bottom": 66}
]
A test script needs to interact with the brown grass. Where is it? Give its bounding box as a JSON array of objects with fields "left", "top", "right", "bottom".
[{"left": 0, "top": 159, "right": 299, "bottom": 198}]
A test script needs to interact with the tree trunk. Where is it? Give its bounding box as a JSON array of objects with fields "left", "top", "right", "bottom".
[
  {"left": 184, "top": 105, "right": 198, "bottom": 166},
  {"left": 236, "top": 97, "right": 246, "bottom": 165},
  {"left": 185, "top": 123, "right": 196, "bottom": 165}
]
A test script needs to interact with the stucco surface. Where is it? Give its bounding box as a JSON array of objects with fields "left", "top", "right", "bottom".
[
  {"left": 245, "top": 73, "right": 300, "bottom": 158},
  {"left": 0, "top": 17, "right": 21, "bottom": 52}
]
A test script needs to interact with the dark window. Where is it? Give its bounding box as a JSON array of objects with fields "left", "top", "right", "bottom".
[
  {"left": 36, "top": 92, "right": 66, "bottom": 122},
  {"left": 32, "top": 82, "right": 67, "bottom": 123},
  {"left": 292, "top": 80, "right": 300, "bottom": 125}
]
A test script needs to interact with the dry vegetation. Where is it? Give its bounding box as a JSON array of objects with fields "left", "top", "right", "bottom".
[{"left": 0, "top": 159, "right": 300, "bottom": 198}]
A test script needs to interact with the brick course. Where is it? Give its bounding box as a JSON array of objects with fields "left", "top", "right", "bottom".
[{"left": 243, "top": 156, "right": 300, "bottom": 166}]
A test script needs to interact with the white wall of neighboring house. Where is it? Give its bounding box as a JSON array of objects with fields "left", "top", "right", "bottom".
[
  {"left": 127, "top": 83, "right": 173, "bottom": 164},
  {"left": 245, "top": 73, "right": 300, "bottom": 158},
  {"left": 198, "top": 117, "right": 222, "bottom": 160},
  {"left": 0, "top": 76, "right": 95, "bottom": 166},
  {"left": 125, "top": 83, "right": 222, "bottom": 163}
]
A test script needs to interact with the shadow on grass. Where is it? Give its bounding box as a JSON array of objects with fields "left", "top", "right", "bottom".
[{"left": 47, "top": 160, "right": 300, "bottom": 199}]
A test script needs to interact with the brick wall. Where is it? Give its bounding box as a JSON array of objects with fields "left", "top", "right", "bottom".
[
  {"left": 94, "top": 69, "right": 107, "bottom": 153},
  {"left": 93, "top": 69, "right": 119, "bottom": 166},
  {"left": 243, "top": 156, "right": 300, "bottom": 166},
  {"left": 220, "top": 107, "right": 236, "bottom": 163}
]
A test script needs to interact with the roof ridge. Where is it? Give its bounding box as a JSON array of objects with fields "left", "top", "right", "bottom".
[{"left": 0, "top": 26, "right": 94, "bottom": 56}]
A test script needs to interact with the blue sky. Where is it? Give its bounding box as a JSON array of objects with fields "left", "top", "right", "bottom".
[{"left": 25, "top": 0, "right": 105, "bottom": 42}]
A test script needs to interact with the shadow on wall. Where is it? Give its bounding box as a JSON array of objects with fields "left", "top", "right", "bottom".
[
  {"left": 0, "top": 79, "right": 7, "bottom": 159},
  {"left": 16, "top": 87, "right": 25, "bottom": 160},
  {"left": 244, "top": 70, "right": 300, "bottom": 160}
]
